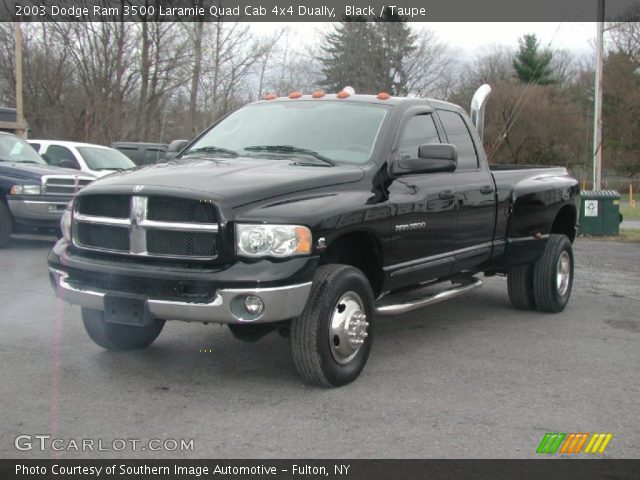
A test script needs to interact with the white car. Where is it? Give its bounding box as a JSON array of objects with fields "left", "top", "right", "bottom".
[{"left": 29, "top": 140, "right": 136, "bottom": 177}]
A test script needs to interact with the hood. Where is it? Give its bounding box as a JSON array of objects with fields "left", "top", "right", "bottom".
[
  {"left": 84, "top": 157, "right": 365, "bottom": 207},
  {"left": 0, "top": 162, "right": 93, "bottom": 183}
]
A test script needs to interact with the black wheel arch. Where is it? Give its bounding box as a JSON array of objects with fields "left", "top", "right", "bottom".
[
  {"left": 319, "top": 230, "right": 384, "bottom": 297},
  {"left": 550, "top": 204, "right": 578, "bottom": 243}
]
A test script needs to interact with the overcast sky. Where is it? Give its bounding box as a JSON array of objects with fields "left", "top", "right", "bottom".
[{"left": 252, "top": 22, "right": 597, "bottom": 58}]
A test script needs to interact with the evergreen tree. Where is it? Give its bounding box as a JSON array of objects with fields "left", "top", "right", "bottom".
[
  {"left": 513, "top": 34, "right": 555, "bottom": 85},
  {"left": 319, "top": 8, "right": 416, "bottom": 95}
]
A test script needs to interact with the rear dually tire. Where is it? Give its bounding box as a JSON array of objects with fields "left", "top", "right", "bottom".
[{"left": 532, "top": 234, "right": 574, "bottom": 313}]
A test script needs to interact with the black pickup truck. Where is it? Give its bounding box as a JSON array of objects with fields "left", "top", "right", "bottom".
[
  {"left": 0, "top": 132, "right": 94, "bottom": 246},
  {"left": 48, "top": 86, "right": 579, "bottom": 387}
]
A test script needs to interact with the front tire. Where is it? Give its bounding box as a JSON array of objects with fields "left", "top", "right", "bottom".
[
  {"left": 0, "top": 201, "right": 13, "bottom": 248},
  {"left": 82, "top": 307, "right": 165, "bottom": 351},
  {"left": 532, "top": 234, "right": 574, "bottom": 313},
  {"left": 290, "top": 265, "right": 374, "bottom": 387}
]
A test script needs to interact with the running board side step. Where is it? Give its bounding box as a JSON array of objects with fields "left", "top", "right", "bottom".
[{"left": 375, "top": 277, "right": 483, "bottom": 316}]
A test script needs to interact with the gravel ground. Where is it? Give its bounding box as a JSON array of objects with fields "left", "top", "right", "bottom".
[{"left": 1, "top": 236, "right": 638, "bottom": 459}]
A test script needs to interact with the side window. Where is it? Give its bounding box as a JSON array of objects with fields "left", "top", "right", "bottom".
[
  {"left": 437, "top": 110, "right": 479, "bottom": 170},
  {"left": 28, "top": 142, "right": 41, "bottom": 152},
  {"left": 397, "top": 114, "right": 440, "bottom": 159},
  {"left": 142, "top": 149, "right": 164, "bottom": 165},
  {"left": 44, "top": 145, "right": 76, "bottom": 167}
]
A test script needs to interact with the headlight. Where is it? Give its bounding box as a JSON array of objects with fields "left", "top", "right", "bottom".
[
  {"left": 236, "top": 224, "right": 312, "bottom": 258},
  {"left": 10, "top": 184, "right": 41, "bottom": 195},
  {"left": 60, "top": 202, "right": 73, "bottom": 243}
]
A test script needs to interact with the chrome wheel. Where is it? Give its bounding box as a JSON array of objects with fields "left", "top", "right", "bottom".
[
  {"left": 556, "top": 251, "right": 571, "bottom": 296},
  {"left": 329, "top": 291, "right": 369, "bottom": 365}
]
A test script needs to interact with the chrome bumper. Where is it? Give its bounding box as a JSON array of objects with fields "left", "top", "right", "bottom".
[
  {"left": 49, "top": 268, "right": 312, "bottom": 324},
  {"left": 8, "top": 198, "right": 67, "bottom": 221}
]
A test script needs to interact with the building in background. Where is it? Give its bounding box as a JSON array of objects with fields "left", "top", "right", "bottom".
[{"left": 0, "top": 107, "right": 29, "bottom": 136}]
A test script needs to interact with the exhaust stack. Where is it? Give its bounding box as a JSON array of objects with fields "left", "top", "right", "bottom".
[{"left": 470, "top": 84, "right": 491, "bottom": 141}]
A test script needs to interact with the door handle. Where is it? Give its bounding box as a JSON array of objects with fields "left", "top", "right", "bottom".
[
  {"left": 439, "top": 190, "right": 456, "bottom": 200},
  {"left": 480, "top": 185, "right": 495, "bottom": 195}
]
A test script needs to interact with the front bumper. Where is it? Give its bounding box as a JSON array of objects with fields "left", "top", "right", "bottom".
[
  {"left": 49, "top": 268, "right": 311, "bottom": 324},
  {"left": 7, "top": 196, "right": 68, "bottom": 226},
  {"left": 48, "top": 240, "right": 317, "bottom": 324}
]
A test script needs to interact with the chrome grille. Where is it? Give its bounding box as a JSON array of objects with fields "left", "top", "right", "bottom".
[
  {"left": 76, "top": 224, "right": 130, "bottom": 252},
  {"left": 42, "top": 175, "right": 93, "bottom": 196},
  {"left": 72, "top": 195, "right": 219, "bottom": 260},
  {"left": 147, "top": 197, "right": 216, "bottom": 223},
  {"left": 147, "top": 230, "right": 217, "bottom": 257},
  {"left": 76, "top": 194, "right": 130, "bottom": 218}
]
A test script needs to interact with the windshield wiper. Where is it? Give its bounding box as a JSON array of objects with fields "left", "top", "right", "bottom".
[
  {"left": 243, "top": 145, "right": 335, "bottom": 166},
  {"left": 182, "top": 146, "right": 239, "bottom": 157}
]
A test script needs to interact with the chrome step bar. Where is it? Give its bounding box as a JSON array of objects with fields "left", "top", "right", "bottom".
[{"left": 375, "top": 277, "right": 483, "bottom": 316}]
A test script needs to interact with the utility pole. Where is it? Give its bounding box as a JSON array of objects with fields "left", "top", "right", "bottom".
[
  {"left": 14, "top": 22, "right": 26, "bottom": 139},
  {"left": 592, "top": 0, "right": 605, "bottom": 191}
]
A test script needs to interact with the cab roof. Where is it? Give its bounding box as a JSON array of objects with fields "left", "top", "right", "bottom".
[{"left": 255, "top": 93, "right": 463, "bottom": 112}]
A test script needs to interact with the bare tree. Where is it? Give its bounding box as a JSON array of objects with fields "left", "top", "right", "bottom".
[
  {"left": 52, "top": 21, "right": 138, "bottom": 143},
  {"left": 134, "top": 21, "right": 189, "bottom": 141},
  {"left": 402, "top": 29, "right": 459, "bottom": 98}
]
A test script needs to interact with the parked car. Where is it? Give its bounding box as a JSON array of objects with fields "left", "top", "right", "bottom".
[
  {"left": 111, "top": 142, "right": 168, "bottom": 166},
  {"left": 49, "top": 86, "right": 579, "bottom": 387},
  {"left": 0, "top": 132, "right": 94, "bottom": 246},
  {"left": 29, "top": 140, "right": 135, "bottom": 178}
]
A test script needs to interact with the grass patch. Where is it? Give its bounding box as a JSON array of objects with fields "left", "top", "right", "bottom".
[
  {"left": 580, "top": 229, "right": 640, "bottom": 243},
  {"left": 620, "top": 206, "right": 640, "bottom": 221}
]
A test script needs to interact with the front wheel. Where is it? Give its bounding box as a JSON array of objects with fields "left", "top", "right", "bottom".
[
  {"left": 290, "top": 265, "right": 374, "bottom": 387},
  {"left": 82, "top": 307, "right": 165, "bottom": 351},
  {"left": 532, "top": 234, "right": 574, "bottom": 313}
]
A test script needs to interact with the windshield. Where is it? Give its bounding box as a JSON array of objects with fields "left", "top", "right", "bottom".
[
  {"left": 183, "top": 101, "right": 390, "bottom": 165},
  {"left": 0, "top": 135, "right": 46, "bottom": 164},
  {"left": 77, "top": 147, "right": 136, "bottom": 170}
]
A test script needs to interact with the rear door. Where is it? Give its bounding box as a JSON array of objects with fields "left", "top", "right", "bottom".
[
  {"left": 436, "top": 108, "right": 496, "bottom": 271},
  {"left": 386, "top": 110, "right": 457, "bottom": 289}
]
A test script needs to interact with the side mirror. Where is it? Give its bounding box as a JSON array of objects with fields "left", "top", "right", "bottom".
[
  {"left": 59, "top": 159, "right": 80, "bottom": 170},
  {"left": 168, "top": 139, "right": 190, "bottom": 153},
  {"left": 391, "top": 143, "right": 457, "bottom": 176}
]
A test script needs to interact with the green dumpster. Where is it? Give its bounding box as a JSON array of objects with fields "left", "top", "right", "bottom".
[{"left": 579, "top": 190, "right": 621, "bottom": 235}]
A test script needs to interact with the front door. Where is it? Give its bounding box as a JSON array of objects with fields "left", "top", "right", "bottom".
[{"left": 386, "top": 112, "right": 458, "bottom": 289}]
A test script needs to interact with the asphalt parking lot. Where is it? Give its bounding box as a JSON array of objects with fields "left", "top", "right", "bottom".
[{"left": 1, "top": 236, "right": 638, "bottom": 459}]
